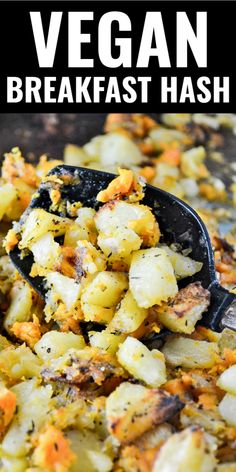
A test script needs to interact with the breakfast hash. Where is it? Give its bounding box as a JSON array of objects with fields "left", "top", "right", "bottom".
[{"left": 0, "top": 114, "right": 235, "bottom": 471}]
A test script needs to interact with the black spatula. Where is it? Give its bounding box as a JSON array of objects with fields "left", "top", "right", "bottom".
[{"left": 9, "top": 165, "right": 236, "bottom": 335}]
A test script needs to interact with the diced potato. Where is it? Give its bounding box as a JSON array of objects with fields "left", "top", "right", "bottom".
[
  {"left": 95, "top": 201, "right": 160, "bottom": 248},
  {"left": 108, "top": 290, "right": 148, "bottom": 334},
  {"left": 152, "top": 427, "right": 216, "bottom": 472},
  {"left": 34, "top": 331, "right": 85, "bottom": 362},
  {"left": 75, "top": 207, "right": 97, "bottom": 240},
  {"left": 81, "top": 302, "right": 115, "bottom": 324},
  {"left": 129, "top": 248, "right": 178, "bottom": 308},
  {"left": 180, "top": 178, "right": 199, "bottom": 198},
  {"left": 162, "top": 337, "right": 219, "bottom": 368},
  {"left": 83, "top": 135, "right": 106, "bottom": 161},
  {"left": 100, "top": 133, "right": 143, "bottom": 166},
  {"left": 81, "top": 271, "right": 128, "bottom": 308},
  {"left": 31, "top": 232, "right": 61, "bottom": 270},
  {"left": 155, "top": 162, "right": 180, "bottom": 179},
  {"left": 89, "top": 330, "right": 126, "bottom": 355},
  {"left": 19, "top": 208, "right": 69, "bottom": 249},
  {"left": 153, "top": 175, "right": 185, "bottom": 199},
  {"left": 77, "top": 240, "right": 106, "bottom": 275},
  {"left": 161, "top": 113, "right": 191, "bottom": 127},
  {"left": 219, "top": 328, "right": 236, "bottom": 353},
  {"left": 4, "top": 179, "right": 35, "bottom": 221},
  {"left": 85, "top": 132, "right": 143, "bottom": 166},
  {"left": 0, "top": 183, "right": 17, "bottom": 220},
  {"left": 156, "top": 282, "right": 210, "bottom": 334},
  {"left": 41, "top": 347, "right": 123, "bottom": 386},
  {"left": 64, "top": 222, "right": 88, "bottom": 247},
  {"left": 2, "top": 379, "right": 53, "bottom": 457},
  {"left": 46, "top": 271, "right": 81, "bottom": 310},
  {"left": 217, "top": 365, "right": 236, "bottom": 395},
  {"left": 161, "top": 245, "right": 203, "bottom": 279},
  {"left": 0, "top": 456, "right": 28, "bottom": 472},
  {"left": 0, "top": 334, "right": 12, "bottom": 351},
  {"left": 218, "top": 393, "right": 236, "bottom": 426},
  {"left": 117, "top": 337, "right": 166, "bottom": 388},
  {"left": 217, "top": 464, "right": 236, "bottom": 472},
  {"left": 0, "top": 345, "right": 41, "bottom": 380},
  {"left": 4, "top": 280, "right": 32, "bottom": 331},
  {"left": 64, "top": 207, "right": 97, "bottom": 247},
  {"left": 97, "top": 227, "right": 142, "bottom": 261},
  {"left": 64, "top": 144, "right": 90, "bottom": 166},
  {"left": 106, "top": 382, "right": 183, "bottom": 443},
  {"left": 180, "top": 403, "right": 225, "bottom": 435},
  {"left": 193, "top": 113, "right": 220, "bottom": 130},
  {"left": 134, "top": 423, "right": 173, "bottom": 450},
  {"left": 86, "top": 451, "right": 113, "bottom": 472},
  {"left": 180, "top": 146, "right": 209, "bottom": 179},
  {"left": 149, "top": 127, "right": 187, "bottom": 149},
  {"left": 66, "top": 429, "right": 113, "bottom": 472}
]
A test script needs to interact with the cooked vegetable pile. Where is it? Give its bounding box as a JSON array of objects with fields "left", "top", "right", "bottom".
[{"left": 0, "top": 115, "right": 236, "bottom": 472}]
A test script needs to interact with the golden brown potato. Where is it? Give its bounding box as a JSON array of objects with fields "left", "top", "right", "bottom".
[
  {"left": 156, "top": 282, "right": 210, "bottom": 334},
  {"left": 41, "top": 347, "right": 123, "bottom": 386},
  {"left": 106, "top": 382, "right": 183, "bottom": 443},
  {"left": 129, "top": 248, "right": 178, "bottom": 308},
  {"left": 162, "top": 336, "right": 219, "bottom": 368},
  {"left": 152, "top": 427, "right": 216, "bottom": 472},
  {"left": 19, "top": 208, "right": 70, "bottom": 249}
]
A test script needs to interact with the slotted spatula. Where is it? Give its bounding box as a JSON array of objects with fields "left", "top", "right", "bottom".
[{"left": 9, "top": 165, "right": 236, "bottom": 336}]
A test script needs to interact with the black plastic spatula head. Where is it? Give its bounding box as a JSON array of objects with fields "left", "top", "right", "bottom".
[{"left": 9, "top": 165, "right": 236, "bottom": 334}]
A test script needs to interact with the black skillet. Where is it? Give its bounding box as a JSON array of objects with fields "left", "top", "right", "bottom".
[{"left": 9, "top": 165, "right": 236, "bottom": 339}]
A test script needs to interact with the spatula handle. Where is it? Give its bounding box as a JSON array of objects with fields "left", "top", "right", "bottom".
[
  {"left": 220, "top": 299, "right": 236, "bottom": 331},
  {"left": 208, "top": 282, "right": 236, "bottom": 331}
]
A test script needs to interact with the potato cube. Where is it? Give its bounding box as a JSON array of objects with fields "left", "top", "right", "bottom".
[
  {"left": 97, "top": 227, "right": 142, "bottom": 261},
  {"left": 161, "top": 114, "right": 191, "bottom": 127},
  {"left": 161, "top": 245, "right": 203, "bottom": 279},
  {"left": 129, "top": 248, "right": 178, "bottom": 308},
  {"left": 108, "top": 290, "right": 148, "bottom": 333},
  {"left": 180, "top": 146, "right": 209, "bottom": 179},
  {"left": 46, "top": 271, "right": 81, "bottom": 310},
  {"left": 219, "top": 393, "right": 236, "bottom": 426},
  {"left": 149, "top": 127, "right": 187, "bottom": 149},
  {"left": 117, "top": 337, "right": 166, "bottom": 388},
  {"left": 64, "top": 144, "right": 90, "bottom": 166},
  {"left": 89, "top": 330, "right": 126, "bottom": 355},
  {"left": 0, "top": 184, "right": 17, "bottom": 220},
  {"left": 217, "top": 365, "right": 236, "bottom": 395},
  {"left": 64, "top": 207, "right": 97, "bottom": 247},
  {"left": 95, "top": 201, "right": 160, "bottom": 248},
  {"left": 19, "top": 208, "right": 69, "bottom": 249},
  {"left": 34, "top": 331, "right": 85, "bottom": 362},
  {"left": 106, "top": 382, "right": 183, "bottom": 443},
  {"left": 180, "top": 403, "right": 225, "bottom": 435},
  {"left": 0, "top": 456, "right": 28, "bottom": 472},
  {"left": 81, "top": 302, "right": 115, "bottom": 324},
  {"left": 81, "top": 271, "right": 128, "bottom": 308},
  {"left": 152, "top": 427, "right": 216, "bottom": 472},
  {"left": 66, "top": 429, "right": 113, "bottom": 472},
  {"left": 4, "top": 280, "right": 32, "bottom": 331},
  {"left": 0, "top": 345, "right": 41, "bottom": 380},
  {"left": 162, "top": 337, "right": 219, "bottom": 368},
  {"left": 97, "top": 132, "right": 143, "bottom": 166},
  {"left": 31, "top": 232, "right": 60, "bottom": 270},
  {"left": 156, "top": 282, "right": 210, "bottom": 334},
  {"left": 217, "top": 464, "right": 236, "bottom": 472},
  {"left": 77, "top": 240, "right": 106, "bottom": 275}
]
